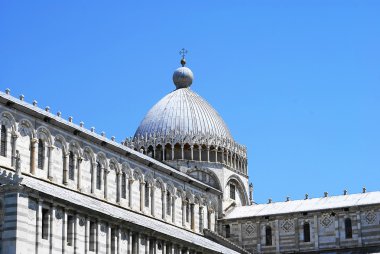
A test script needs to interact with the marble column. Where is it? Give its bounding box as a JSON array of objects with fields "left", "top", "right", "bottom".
[
  {"left": 140, "top": 182, "right": 145, "bottom": 212},
  {"left": 47, "top": 145, "right": 54, "bottom": 180},
  {"left": 30, "top": 138, "right": 38, "bottom": 175},
  {"left": 162, "top": 190, "right": 166, "bottom": 221},
  {"left": 190, "top": 145, "right": 194, "bottom": 160},
  {"left": 77, "top": 156, "right": 82, "bottom": 190},
  {"left": 128, "top": 179, "right": 134, "bottom": 208}
]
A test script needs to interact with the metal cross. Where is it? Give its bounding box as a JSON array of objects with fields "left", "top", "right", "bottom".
[{"left": 179, "top": 48, "right": 188, "bottom": 59}]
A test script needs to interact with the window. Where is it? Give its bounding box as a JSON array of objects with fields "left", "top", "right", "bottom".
[
  {"left": 0, "top": 125, "right": 6, "bottom": 157},
  {"left": 89, "top": 221, "right": 96, "bottom": 252},
  {"left": 68, "top": 152, "right": 75, "bottom": 180},
  {"left": 185, "top": 199, "right": 190, "bottom": 223},
  {"left": 230, "top": 184, "right": 236, "bottom": 200},
  {"left": 67, "top": 215, "right": 74, "bottom": 246},
  {"left": 265, "top": 226, "right": 272, "bottom": 246},
  {"left": 225, "top": 225, "right": 230, "bottom": 238},
  {"left": 37, "top": 139, "right": 45, "bottom": 169},
  {"left": 96, "top": 162, "right": 102, "bottom": 190},
  {"left": 166, "top": 192, "right": 171, "bottom": 215},
  {"left": 144, "top": 182, "right": 150, "bottom": 208},
  {"left": 345, "top": 218, "right": 352, "bottom": 239},
  {"left": 42, "top": 208, "right": 49, "bottom": 239},
  {"left": 303, "top": 222, "right": 310, "bottom": 242},
  {"left": 121, "top": 173, "right": 127, "bottom": 199}
]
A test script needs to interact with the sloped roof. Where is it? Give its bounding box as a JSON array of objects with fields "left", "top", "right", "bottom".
[
  {"left": 21, "top": 174, "right": 239, "bottom": 254},
  {"left": 224, "top": 191, "right": 380, "bottom": 220}
]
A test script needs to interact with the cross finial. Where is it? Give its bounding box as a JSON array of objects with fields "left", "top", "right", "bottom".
[{"left": 179, "top": 48, "right": 188, "bottom": 66}]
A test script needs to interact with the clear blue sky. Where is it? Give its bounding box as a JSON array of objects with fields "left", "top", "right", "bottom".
[{"left": 1, "top": 1, "right": 379, "bottom": 204}]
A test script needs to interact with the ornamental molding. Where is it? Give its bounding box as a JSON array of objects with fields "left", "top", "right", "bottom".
[{"left": 124, "top": 132, "right": 247, "bottom": 158}]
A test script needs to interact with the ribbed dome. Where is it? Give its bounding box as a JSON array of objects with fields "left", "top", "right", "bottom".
[{"left": 134, "top": 88, "right": 233, "bottom": 140}]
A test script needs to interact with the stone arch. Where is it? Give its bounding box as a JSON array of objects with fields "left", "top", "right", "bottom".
[
  {"left": 0, "top": 111, "right": 16, "bottom": 133},
  {"left": 36, "top": 126, "right": 52, "bottom": 145},
  {"left": 18, "top": 118, "right": 34, "bottom": 138},
  {"left": 121, "top": 162, "right": 132, "bottom": 179},
  {"left": 83, "top": 146, "right": 95, "bottom": 162},
  {"left": 155, "top": 177, "right": 165, "bottom": 191},
  {"left": 96, "top": 152, "right": 108, "bottom": 168},
  {"left": 185, "top": 189, "right": 195, "bottom": 203},
  {"left": 166, "top": 182, "right": 175, "bottom": 195},
  {"left": 132, "top": 167, "right": 143, "bottom": 182},
  {"left": 194, "top": 194, "right": 202, "bottom": 205},
  {"left": 226, "top": 174, "right": 248, "bottom": 206},
  {"left": 54, "top": 135, "right": 68, "bottom": 154},
  {"left": 109, "top": 158, "right": 120, "bottom": 174},
  {"left": 144, "top": 172, "right": 155, "bottom": 186},
  {"left": 69, "top": 140, "right": 82, "bottom": 157},
  {"left": 186, "top": 168, "right": 222, "bottom": 191},
  {"left": 176, "top": 186, "right": 186, "bottom": 200}
]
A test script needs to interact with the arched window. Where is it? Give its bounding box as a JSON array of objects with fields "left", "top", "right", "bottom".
[
  {"left": 68, "top": 151, "right": 75, "bottom": 180},
  {"left": 230, "top": 183, "right": 236, "bottom": 200},
  {"left": 37, "top": 139, "right": 45, "bottom": 169},
  {"left": 0, "top": 125, "right": 6, "bottom": 157},
  {"left": 166, "top": 192, "right": 171, "bottom": 215},
  {"left": 225, "top": 225, "right": 230, "bottom": 238},
  {"left": 265, "top": 226, "right": 272, "bottom": 246},
  {"left": 96, "top": 162, "right": 102, "bottom": 190},
  {"left": 121, "top": 173, "right": 126, "bottom": 199},
  {"left": 345, "top": 218, "right": 352, "bottom": 239},
  {"left": 144, "top": 182, "right": 150, "bottom": 207},
  {"left": 303, "top": 222, "right": 311, "bottom": 242}
]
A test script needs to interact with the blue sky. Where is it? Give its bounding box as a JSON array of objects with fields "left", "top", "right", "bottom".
[{"left": 1, "top": 1, "right": 379, "bottom": 204}]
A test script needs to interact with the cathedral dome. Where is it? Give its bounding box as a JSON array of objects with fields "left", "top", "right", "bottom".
[
  {"left": 134, "top": 87, "right": 233, "bottom": 140},
  {"left": 125, "top": 55, "right": 247, "bottom": 176}
]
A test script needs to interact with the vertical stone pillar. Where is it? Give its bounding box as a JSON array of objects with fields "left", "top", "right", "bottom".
[
  {"left": 117, "top": 227, "right": 121, "bottom": 254},
  {"left": 221, "top": 148, "right": 225, "bottom": 164},
  {"left": 106, "top": 224, "right": 111, "bottom": 254},
  {"left": 51, "top": 204, "right": 57, "bottom": 252},
  {"left": 73, "top": 154, "right": 77, "bottom": 180},
  {"left": 116, "top": 173, "right": 121, "bottom": 203},
  {"left": 313, "top": 215, "right": 319, "bottom": 250},
  {"left": 357, "top": 211, "right": 362, "bottom": 246},
  {"left": 171, "top": 146, "right": 174, "bottom": 160},
  {"left": 91, "top": 160, "right": 96, "bottom": 193},
  {"left": 104, "top": 168, "right": 108, "bottom": 199},
  {"left": 190, "top": 145, "right": 194, "bottom": 160},
  {"left": 30, "top": 138, "right": 38, "bottom": 175},
  {"left": 199, "top": 206, "right": 204, "bottom": 233},
  {"left": 128, "top": 179, "right": 133, "bottom": 208},
  {"left": 215, "top": 147, "right": 218, "bottom": 162},
  {"left": 294, "top": 218, "right": 299, "bottom": 251},
  {"left": 206, "top": 146, "right": 210, "bottom": 162},
  {"left": 63, "top": 154, "right": 69, "bottom": 185},
  {"left": 11, "top": 133, "right": 18, "bottom": 167},
  {"left": 198, "top": 148, "right": 201, "bottom": 162},
  {"left": 162, "top": 190, "right": 166, "bottom": 221},
  {"left": 256, "top": 221, "right": 261, "bottom": 252},
  {"left": 226, "top": 152, "right": 229, "bottom": 166},
  {"left": 140, "top": 182, "right": 145, "bottom": 212},
  {"left": 47, "top": 145, "right": 54, "bottom": 180},
  {"left": 77, "top": 157, "right": 82, "bottom": 190},
  {"left": 182, "top": 201, "right": 186, "bottom": 227},
  {"left": 151, "top": 186, "right": 155, "bottom": 216},
  {"left": 335, "top": 215, "right": 340, "bottom": 248},
  {"left": 62, "top": 208, "right": 67, "bottom": 253},
  {"left": 172, "top": 196, "right": 176, "bottom": 224},
  {"left": 36, "top": 199, "right": 44, "bottom": 252},
  {"left": 178, "top": 245, "right": 183, "bottom": 254},
  {"left": 181, "top": 144, "right": 184, "bottom": 160},
  {"left": 275, "top": 219, "right": 280, "bottom": 253},
  {"left": 74, "top": 214, "right": 78, "bottom": 253},
  {"left": 127, "top": 230, "right": 133, "bottom": 254},
  {"left": 162, "top": 147, "right": 165, "bottom": 161},
  {"left": 85, "top": 218, "right": 90, "bottom": 254}
]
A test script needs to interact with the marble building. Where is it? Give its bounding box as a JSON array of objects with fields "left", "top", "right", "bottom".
[{"left": 0, "top": 55, "right": 379, "bottom": 254}]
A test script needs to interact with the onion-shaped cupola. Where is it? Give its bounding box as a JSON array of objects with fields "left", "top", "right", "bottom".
[{"left": 125, "top": 52, "right": 247, "bottom": 175}]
